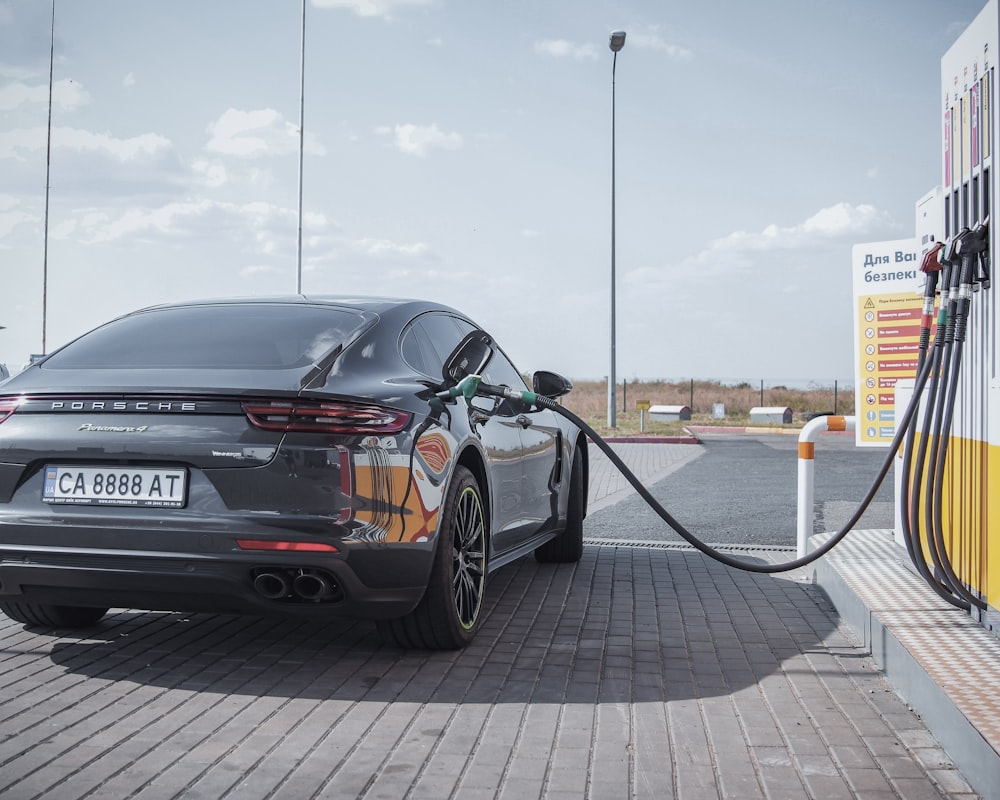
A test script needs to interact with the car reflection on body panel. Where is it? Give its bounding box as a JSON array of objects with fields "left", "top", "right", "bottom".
[{"left": 0, "top": 296, "right": 587, "bottom": 649}]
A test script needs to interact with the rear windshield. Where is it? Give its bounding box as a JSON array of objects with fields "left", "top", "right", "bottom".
[{"left": 43, "top": 304, "right": 369, "bottom": 370}]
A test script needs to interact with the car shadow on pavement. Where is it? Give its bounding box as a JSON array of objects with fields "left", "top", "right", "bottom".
[{"left": 39, "top": 545, "right": 846, "bottom": 707}]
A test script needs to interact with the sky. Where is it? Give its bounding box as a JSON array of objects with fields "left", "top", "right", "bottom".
[{"left": 0, "top": 0, "right": 989, "bottom": 385}]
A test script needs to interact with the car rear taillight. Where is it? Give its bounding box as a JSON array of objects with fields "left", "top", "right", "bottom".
[
  {"left": 236, "top": 539, "right": 339, "bottom": 553},
  {"left": 0, "top": 399, "right": 21, "bottom": 425},
  {"left": 242, "top": 401, "right": 411, "bottom": 435}
]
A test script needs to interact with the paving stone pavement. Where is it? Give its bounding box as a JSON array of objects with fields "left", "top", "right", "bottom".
[
  {"left": 0, "top": 442, "right": 980, "bottom": 799},
  {"left": 585, "top": 441, "right": 703, "bottom": 513}
]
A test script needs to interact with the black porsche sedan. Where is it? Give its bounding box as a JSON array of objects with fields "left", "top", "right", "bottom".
[{"left": 0, "top": 297, "right": 587, "bottom": 649}]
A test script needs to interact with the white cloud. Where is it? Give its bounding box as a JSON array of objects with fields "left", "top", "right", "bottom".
[
  {"left": 205, "top": 109, "right": 293, "bottom": 158},
  {"left": 311, "top": 0, "right": 433, "bottom": 19},
  {"left": 59, "top": 127, "right": 172, "bottom": 161},
  {"left": 123, "top": 72, "right": 136, "bottom": 88},
  {"left": 800, "top": 202, "right": 891, "bottom": 237},
  {"left": 79, "top": 200, "right": 215, "bottom": 243},
  {"left": 0, "top": 125, "right": 171, "bottom": 163},
  {"left": 239, "top": 264, "right": 284, "bottom": 279},
  {"left": 610, "top": 203, "right": 901, "bottom": 381},
  {"left": 205, "top": 108, "right": 326, "bottom": 159},
  {"left": 703, "top": 202, "right": 893, "bottom": 256},
  {"left": 0, "top": 123, "right": 193, "bottom": 201},
  {"left": 628, "top": 27, "right": 693, "bottom": 61},
  {"left": 0, "top": 78, "right": 90, "bottom": 112},
  {"left": 0, "top": 208, "right": 32, "bottom": 238},
  {"left": 392, "top": 123, "right": 462, "bottom": 157},
  {"left": 51, "top": 79, "right": 91, "bottom": 111},
  {"left": 62, "top": 199, "right": 338, "bottom": 272},
  {"left": 73, "top": 199, "right": 302, "bottom": 247},
  {"left": 534, "top": 39, "right": 597, "bottom": 60},
  {"left": 625, "top": 202, "right": 896, "bottom": 291},
  {"left": 351, "top": 237, "right": 432, "bottom": 259},
  {"left": 191, "top": 158, "right": 228, "bottom": 188}
]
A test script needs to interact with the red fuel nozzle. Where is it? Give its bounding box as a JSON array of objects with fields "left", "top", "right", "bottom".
[{"left": 920, "top": 241, "right": 944, "bottom": 274}]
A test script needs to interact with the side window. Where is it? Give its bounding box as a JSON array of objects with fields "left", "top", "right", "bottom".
[
  {"left": 472, "top": 349, "right": 530, "bottom": 417},
  {"left": 399, "top": 323, "right": 434, "bottom": 376},
  {"left": 400, "top": 313, "right": 476, "bottom": 378},
  {"left": 481, "top": 350, "right": 528, "bottom": 392}
]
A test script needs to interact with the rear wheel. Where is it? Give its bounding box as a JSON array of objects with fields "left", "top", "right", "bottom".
[
  {"left": 377, "top": 466, "right": 487, "bottom": 650},
  {"left": 0, "top": 600, "right": 108, "bottom": 628},
  {"left": 534, "top": 444, "right": 585, "bottom": 563}
]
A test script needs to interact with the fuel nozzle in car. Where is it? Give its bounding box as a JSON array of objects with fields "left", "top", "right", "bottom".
[
  {"left": 436, "top": 374, "right": 550, "bottom": 410},
  {"left": 435, "top": 374, "right": 484, "bottom": 404}
]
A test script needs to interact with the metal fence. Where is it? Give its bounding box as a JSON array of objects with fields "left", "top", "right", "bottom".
[{"left": 566, "top": 378, "right": 855, "bottom": 419}]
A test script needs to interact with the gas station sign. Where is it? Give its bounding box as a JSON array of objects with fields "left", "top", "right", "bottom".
[{"left": 851, "top": 238, "right": 923, "bottom": 447}]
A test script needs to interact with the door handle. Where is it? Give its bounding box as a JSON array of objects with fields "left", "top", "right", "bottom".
[{"left": 515, "top": 415, "right": 532, "bottom": 429}]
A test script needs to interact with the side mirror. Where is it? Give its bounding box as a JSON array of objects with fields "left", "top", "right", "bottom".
[
  {"left": 532, "top": 370, "right": 573, "bottom": 399},
  {"left": 442, "top": 330, "right": 493, "bottom": 387}
]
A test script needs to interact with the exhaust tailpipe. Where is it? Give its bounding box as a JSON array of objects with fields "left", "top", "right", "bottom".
[
  {"left": 254, "top": 571, "right": 290, "bottom": 599},
  {"left": 293, "top": 571, "right": 333, "bottom": 602}
]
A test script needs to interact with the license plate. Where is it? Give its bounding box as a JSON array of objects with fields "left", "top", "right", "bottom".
[{"left": 42, "top": 465, "right": 187, "bottom": 508}]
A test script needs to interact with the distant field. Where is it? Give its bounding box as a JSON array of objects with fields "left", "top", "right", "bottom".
[{"left": 561, "top": 378, "right": 852, "bottom": 437}]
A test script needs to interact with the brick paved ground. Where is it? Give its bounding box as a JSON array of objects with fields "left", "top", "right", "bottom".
[
  {"left": 0, "top": 544, "right": 975, "bottom": 799},
  {"left": 584, "top": 442, "right": 702, "bottom": 513},
  {"left": 0, "top": 443, "right": 979, "bottom": 798}
]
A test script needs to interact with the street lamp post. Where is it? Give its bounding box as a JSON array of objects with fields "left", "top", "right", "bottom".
[
  {"left": 295, "top": 0, "right": 306, "bottom": 294},
  {"left": 42, "top": 0, "right": 55, "bottom": 355},
  {"left": 608, "top": 30, "right": 625, "bottom": 429}
]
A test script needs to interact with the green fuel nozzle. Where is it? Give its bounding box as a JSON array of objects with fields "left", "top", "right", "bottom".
[
  {"left": 436, "top": 374, "right": 483, "bottom": 403},
  {"left": 434, "top": 374, "right": 542, "bottom": 408}
]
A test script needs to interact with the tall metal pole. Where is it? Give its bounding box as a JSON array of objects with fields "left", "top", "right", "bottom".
[
  {"left": 608, "top": 31, "right": 625, "bottom": 428},
  {"left": 42, "top": 0, "right": 55, "bottom": 354},
  {"left": 295, "top": 0, "right": 306, "bottom": 294}
]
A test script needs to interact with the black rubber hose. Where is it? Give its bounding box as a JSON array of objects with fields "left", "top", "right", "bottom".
[
  {"left": 531, "top": 363, "right": 932, "bottom": 574},
  {"left": 928, "top": 245, "right": 985, "bottom": 609},
  {"left": 899, "top": 258, "right": 938, "bottom": 568},
  {"left": 929, "top": 337, "right": 983, "bottom": 608},
  {"left": 897, "top": 268, "right": 968, "bottom": 609},
  {"left": 922, "top": 301, "right": 957, "bottom": 585},
  {"left": 907, "top": 341, "right": 970, "bottom": 606},
  {"left": 907, "top": 257, "right": 974, "bottom": 606}
]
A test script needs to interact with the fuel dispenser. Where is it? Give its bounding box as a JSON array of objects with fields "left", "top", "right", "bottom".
[{"left": 898, "top": 2, "right": 1000, "bottom": 627}]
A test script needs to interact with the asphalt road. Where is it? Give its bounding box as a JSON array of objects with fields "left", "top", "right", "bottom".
[{"left": 584, "top": 431, "right": 897, "bottom": 547}]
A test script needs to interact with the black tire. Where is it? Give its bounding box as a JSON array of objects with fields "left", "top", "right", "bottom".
[
  {"left": 0, "top": 600, "right": 108, "bottom": 628},
  {"left": 535, "top": 444, "right": 585, "bottom": 563},
  {"left": 377, "top": 465, "right": 487, "bottom": 650}
]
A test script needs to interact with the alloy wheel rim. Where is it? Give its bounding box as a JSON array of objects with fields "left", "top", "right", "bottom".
[{"left": 452, "top": 486, "right": 486, "bottom": 629}]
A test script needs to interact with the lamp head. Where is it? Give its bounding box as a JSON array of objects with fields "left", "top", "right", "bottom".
[{"left": 609, "top": 30, "right": 626, "bottom": 52}]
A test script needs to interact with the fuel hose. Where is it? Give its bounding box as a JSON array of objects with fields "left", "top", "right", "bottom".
[
  {"left": 903, "top": 223, "right": 990, "bottom": 610},
  {"left": 897, "top": 242, "right": 968, "bottom": 608},
  {"left": 445, "top": 364, "right": 933, "bottom": 575}
]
